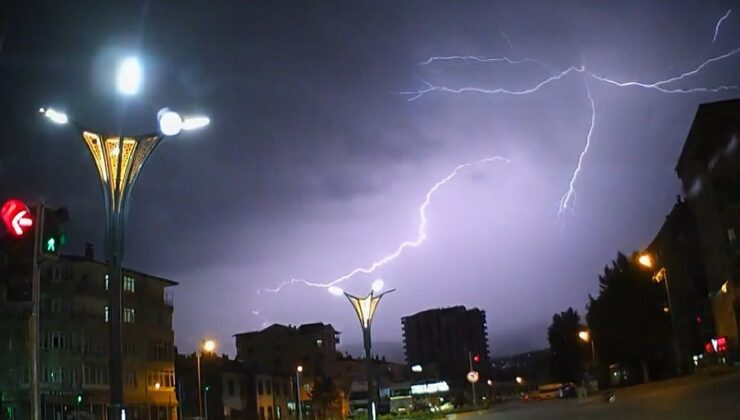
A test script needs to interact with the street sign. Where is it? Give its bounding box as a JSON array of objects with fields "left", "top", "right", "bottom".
[
  {"left": 1, "top": 199, "right": 33, "bottom": 237},
  {"left": 467, "top": 370, "right": 479, "bottom": 384}
]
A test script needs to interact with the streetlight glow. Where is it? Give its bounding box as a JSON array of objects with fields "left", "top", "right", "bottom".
[
  {"left": 116, "top": 57, "right": 142, "bottom": 96},
  {"left": 638, "top": 254, "right": 653, "bottom": 268},
  {"left": 515, "top": 376, "right": 523, "bottom": 384},
  {"left": 158, "top": 109, "right": 183, "bottom": 136},
  {"left": 371, "top": 279, "right": 384, "bottom": 293},
  {"left": 203, "top": 339, "right": 216, "bottom": 353},
  {"left": 182, "top": 116, "right": 211, "bottom": 130},
  {"left": 40, "top": 108, "right": 69, "bottom": 124},
  {"left": 328, "top": 286, "right": 344, "bottom": 296},
  {"left": 578, "top": 331, "right": 590, "bottom": 342},
  {"left": 297, "top": 365, "right": 303, "bottom": 373}
]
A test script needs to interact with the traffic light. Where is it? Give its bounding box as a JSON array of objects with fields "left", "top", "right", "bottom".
[
  {"left": 40, "top": 206, "right": 69, "bottom": 258},
  {"left": 76, "top": 393, "right": 83, "bottom": 404},
  {"left": 473, "top": 354, "right": 481, "bottom": 363},
  {"left": 1, "top": 199, "right": 34, "bottom": 237}
]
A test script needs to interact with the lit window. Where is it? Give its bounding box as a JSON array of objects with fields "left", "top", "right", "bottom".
[
  {"left": 316, "top": 339, "right": 323, "bottom": 348},
  {"left": 105, "top": 274, "right": 109, "bottom": 291},
  {"left": 124, "top": 307, "right": 135, "bottom": 323},
  {"left": 123, "top": 276, "right": 135, "bottom": 292},
  {"left": 105, "top": 306, "right": 109, "bottom": 322},
  {"left": 728, "top": 228, "right": 737, "bottom": 244}
]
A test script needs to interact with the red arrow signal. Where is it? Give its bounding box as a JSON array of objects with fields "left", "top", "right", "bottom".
[{"left": 1, "top": 199, "right": 34, "bottom": 237}]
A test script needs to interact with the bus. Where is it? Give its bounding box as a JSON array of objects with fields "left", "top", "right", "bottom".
[{"left": 537, "top": 383, "right": 563, "bottom": 400}]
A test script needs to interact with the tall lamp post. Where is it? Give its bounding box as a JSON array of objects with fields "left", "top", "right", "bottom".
[
  {"left": 638, "top": 253, "right": 682, "bottom": 375},
  {"left": 197, "top": 339, "right": 216, "bottom": 419},
  {"left": 40, "top": 57, "right": 210, "bottom": 420},
  {"left": 329, "top": 280, "right": 394, "bottom": 420},
  {"left": 295, "top": 365, "right": 303, "bottom": 420},
  {"left": 578, "top": 330, "right": 596, "bottom": 367}
]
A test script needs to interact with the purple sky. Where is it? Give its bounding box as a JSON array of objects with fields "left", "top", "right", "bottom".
[{"left": 1, "top": 0, "right": 739, "bottom": 360}]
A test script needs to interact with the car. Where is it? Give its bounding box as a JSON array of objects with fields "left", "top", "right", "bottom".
[{"left": 559, "top": 383, "right": 576, "bottom": 399}]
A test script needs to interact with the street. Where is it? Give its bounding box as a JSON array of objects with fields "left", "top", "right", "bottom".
[{"left": 466, "top": 371, "right": 740, "bottom": 419}]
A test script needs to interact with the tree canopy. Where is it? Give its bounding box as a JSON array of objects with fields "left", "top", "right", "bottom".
[{"left": 548, "top": 307, "right": 584, "bottom": 382}]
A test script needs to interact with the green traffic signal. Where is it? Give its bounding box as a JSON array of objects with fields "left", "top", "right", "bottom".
[
  {"left": 76, "top": 394, "right": 82, "bottom": 403},
  {"left": 46, "top": 237, "right": 56, "bottom": 253}
]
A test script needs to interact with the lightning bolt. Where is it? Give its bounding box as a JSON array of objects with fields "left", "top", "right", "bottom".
[
  {"left": 713, "top": 9, "right": 732, "bottom": 44},
  {"left": 251, "top": 310, "right": 271, "bottom": 328},
  {"left": 558, "top": 80, "right": 595, "bottom": 215},
  {"left": 418, "top": 55, "right": 555, "bottom": 73},
  {"left": 259, "top": 156, "right": 510, "bottom": 293},
  {"left": 499, "top": 29, "right": 515, "bottom": 51}
]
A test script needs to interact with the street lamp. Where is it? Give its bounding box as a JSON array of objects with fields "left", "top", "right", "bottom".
[
  {"left": 329, "top": 281, "right": 395, "bottom": 420},
  {"left": 41, "top": 60, "right": 209, "bottom": 420},
  {"left": 295, "top": 365, "right": 304, "bottom": 420},
  {"left": 197, "top": 339, "right": 216, "bottom": 419},
  {"left": 578, "top": 330, "right": 596, "bottom": 367},
  {"left": 637, "top": 252, "right": 681, "bottom": 375}
]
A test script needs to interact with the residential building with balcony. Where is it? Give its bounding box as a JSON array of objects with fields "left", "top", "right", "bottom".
[{"left": 0, "top": 244, "right": 177, "bottom": 419}]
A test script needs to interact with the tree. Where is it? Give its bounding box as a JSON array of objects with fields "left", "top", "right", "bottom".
[
  {"left": 548, "top": 307, "right": 584, "bottom": 383},
  {"left": 309, "top": 376, "right": 343, "bottom": 420},
  {"left": 586, "top": 252, "right": 672, "bottom": 381}
]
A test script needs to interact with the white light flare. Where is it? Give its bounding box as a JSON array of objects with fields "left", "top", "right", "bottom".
[
  {"left": 182, "top": 116, "right": 211, "bottom": 130},
  {"left": 371, "top": 279, "right": 384, "bottom": 293},
  {"left": 328, "top": 286, "right": 344, "bottom": 296},
  {"left": 259, "top": 156, "right": 510, "bottom": 293},
  {"left": 158, "top": 108, "right": 183, "bottom": 136},
  {"left": 558, "top": 80, "right": 596, "bottom": 216},
  {"left": 40, "top": 107, "right": 69, "bottom": 124},
  {"left": 116, "top": 56, "right": 142, "bottom": 96}
]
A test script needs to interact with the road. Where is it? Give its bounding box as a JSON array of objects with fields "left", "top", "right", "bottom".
[{"left": 462, "top": 371, "right": 740, "bottom": 419}]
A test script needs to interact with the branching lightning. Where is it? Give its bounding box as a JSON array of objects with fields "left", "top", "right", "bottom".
[
  {"left": 259, "top": 156, "right": 510, "bottom": 293},
  {"left": 258, "top": 19, "right": 740, "bottom": 300},
  {"left": 713, "top": 9, "right": 732, "bottom": 44},
  {"left": 558, "top": 80, "right": 595, "bottom": 215}
]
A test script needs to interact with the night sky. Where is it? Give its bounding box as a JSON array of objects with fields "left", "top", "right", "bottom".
[{"left": 1, "top": 0, "right": 739, "bottom": 360}]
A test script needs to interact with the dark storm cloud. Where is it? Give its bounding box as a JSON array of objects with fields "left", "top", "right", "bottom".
[{"left": 1, "top": 0, "right": 739, "bottom": 356}]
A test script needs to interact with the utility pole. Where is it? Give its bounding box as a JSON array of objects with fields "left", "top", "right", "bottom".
[
  {"left": 468, "top": 351, "right": 477, "bottom": 408},
  {"left": 29, "top": 201, "right": 45, "bottom": 420}
]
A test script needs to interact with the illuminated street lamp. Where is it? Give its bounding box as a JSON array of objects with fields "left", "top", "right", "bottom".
[
  {"left": 197, "top": 339, "right": 216, "bottom": 418},
  {"left": 515, "top": 376, "right": 523, "bottom": 384},
  {"left": 40, "top": 59, "right": 209, "bottom": 420},
  {"left": 296, "top": 365, "right": 304, "bottom": 420},
  {"left": 578, "top": 330, "right": 596, "bottom": 367},
  {"left": 329, "top": 281, "right": 395, "bottom": 420},
  {"left": 637, "top": 252, "right": 681, "bottom": 374}
]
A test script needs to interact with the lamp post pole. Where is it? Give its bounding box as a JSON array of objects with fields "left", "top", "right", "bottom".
[
  {"left": 296, "top": 366, "right": 303, "bottom": 420},
  {"left": 330, "top": 283, "right": 394, "bottom": 420}
]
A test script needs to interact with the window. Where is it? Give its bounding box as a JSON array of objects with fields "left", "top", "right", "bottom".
[
  {"left": 83, "top": 364, "right": 108, "bottom": 385},
  {"left": 42, "top": 366, "right": 64, "bottom": 384},
  {"left": 124, "top": 372, "right": 137, "bottom": 388},
  {"left": 729, "top": 228, "right": 737, "bottom": 244},
  {"left": 147, "top": 371, "right": 175, "bottom": 388},
  {"left": 105, "top": 274, "right": 109, "bottom": 291},
  {"left": 258, "top": 379, "right": 264, "bottom": 395},
  {"left": 276, "top": 405, "right": 281, "bottom": 420},
  {"left": 275, "top": 380, "right": 281, "bottom": 396},
  {"left": 228, "top": 379, "right": 235, "bottom": 396},
  {"left": 124, "top": 307, "right": 135, "bottom": 323},
  {"left": 42, "top": 332, "right": 68, "bottom": 350},
  {"left": 315, "top": 339, "right": 323, "bottom": 348},
  {"left": 105, "top": 306, "right": 109, "bottom": 322},
  {"left": 123, "top": 276, "right": 135, "bottom": 292},
  {"left": 259, "top": 407, "right": 265, "bottom": 420},
  {"left": 268, "top": 406, "right": 273, "bottom": 420},
  {"left": 266, "top": 379, "right": 272, "bottom": 395},
  {"left": 149, "top": 341, "right": 173, "bottom": 361}
]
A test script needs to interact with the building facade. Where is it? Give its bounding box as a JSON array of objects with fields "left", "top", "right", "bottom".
[
  {"left": 175, "top": 354, "right": 294, "bottom": 420},
  {"left": 644, "top": 197, "right": 712, "bottom": 371},
  {"left": 234, "top": 323, "right": 340, "bottom": 379},
  {"left": 0, "top": 244, "right": 177, "bottom": 419},
  {"left": 402, "top": 306, "right": 490, "bottom": 392},
  {"left": 675, "top": 98, "right": 740, "bottom": 357}
]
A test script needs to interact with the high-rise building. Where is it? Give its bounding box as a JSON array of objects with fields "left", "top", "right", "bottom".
[
  {"left": 675, "top": 98, "right": 740, "bottom": 356},
  {"left": 402, "top": 306, "right": 490, "bottom": 390},
  {"left": 0, "top": 244, "right": 178, "bottom": 419}
]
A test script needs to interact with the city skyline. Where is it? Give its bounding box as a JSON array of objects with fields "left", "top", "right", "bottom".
[{"left": 2, "top": 0, "right": 740, "bottom": 358}]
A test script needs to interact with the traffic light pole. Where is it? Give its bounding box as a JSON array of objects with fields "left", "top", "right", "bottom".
[
  {"left": 468, "top": 351, "right": 477, "bottom": 408},
  {"left": 29, "top": 202, "right": 45, "bottom": 420}
]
